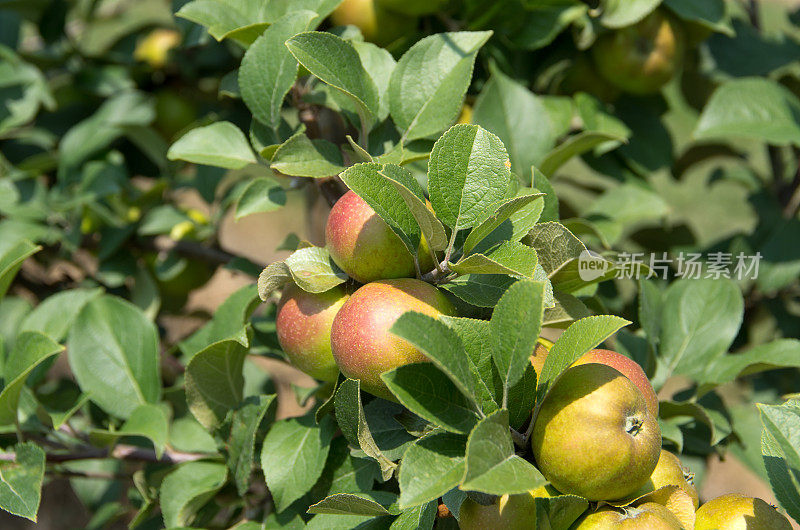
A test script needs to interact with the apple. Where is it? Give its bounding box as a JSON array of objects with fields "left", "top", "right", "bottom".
[
  {"left": 376, "top": 0, "right": 447, "bottom": 16},
  {"left": 154, "top": 90, "right": 197, "bottom": 140},
  {"left": 329, "top": 0, "right": 416, "bottom": 47},
  {"left": 275, "top": 283, "right": 350, "bottom": 382},
  {"left": 330, "top": 278, "right": 456, "bottom": 399},
  {"left": 636, "top": 450, "right": 698, "bottom": 508},
  {"left": 531, "top": 363, "right": 661, "bottom": 501},
  {"left": 695, "top": 493, "right": 792, "bottom": 530},
  {"left": 530, "top": 347, "right": 659, "bottom": 417},
  {"left": 559, "top": 55, "right": 621, "bottom": 103},
  {"left": 134, "top": 28, "right": 181, "bottom": 69},
  {"left": 458, "top": 486, "right": 556, "bottom": 530},
  {"left": 576, "top": 349, "right": 659, "bottom": 417},
  {"left": 573, "top": 502, "right": 682, "bottom": 529},
  {"left": 326, "top": 190, "right": 434, "bottom": 284},
  {"left": 591, "top": 9, "right": 685, "bottom": 95}
]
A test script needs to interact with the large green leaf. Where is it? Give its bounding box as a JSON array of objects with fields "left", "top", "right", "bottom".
[
  {"left": 428, "top": 124, "right": 512, "bottom": 231},
  {"left": 168, "top": 122, "right": 256, "bottom": 169},
  {"left": 234, "top": 176, "right": 287, "bottom": 220},
  {"left": 270, "top": 132, "right": 345, "bottom": 177},
  {"left": 286, "top": 31, "right": 379, "bottom": 131},
  {"left": 760, "top": 400, "right": 800, "bottom": 522},
  {"left": 0, "top": 331, "right": 62, "bottom": 425},
  {"left": 382, "top": 363, "right": 478, "bottom": 435},
  {"left": 334, "top": 379, "right": 397, "bottom": 480},
  {"left": 599, "top": 0, "right": 662, "bottom": 28},
  {"left": 67, "top": 295, "right": 161, "bottom": 419},
  {"left": 18, "top": 288, "right": 103, "bottom": 342},
  {"left": 239, "top": 10, "right": 318, "bottom": 129},
  {"left": 463, "top": 193, "right": 545, "bottom": 255},
  {"left": 185, "top": 339, "right": 248, "bottom": 429},
  {"left": 160, "top": 461, "right": 227, "bottom": 528},
  {"left": 664, "top": 0, "right": 733, "bottom": 35},
  {"left": 390, "top": 312, "right": 480, "bottom": 407},
  {"left": 461, "top": 410, "right": 547, "bottom": 494},
  {"left": 261, "top": 414, "right": 335, "bottom": 511},
  {"left": 285, "top": 246, "right": 349, "bottom": 293},
  {"left": 0, "top": 443, "right": 45, "bottom": 522},
  {"left": 490, "top": 281, "right": 546, "bottom": 402},
  {"left": 694, "top": 78, "right": 800, "bottom": 146},
  {"left": 389, "top": 32, "right": 492, "bottom": 141},
  {"left": 227, "top": 394, "right": 276, "bottom": 495},
  {"left": 307, "top": 491, "right": 398, "bottom": 516},
  {"left": 536, "top": 315, "right": 630, "bottom": 404},
  {"left": 472, "top": 67, "right": 558, "bottom": 174},
  {"left": 89, "top": 404, "right": 169, "bottom": 459},
  {"left": 398, "top": 431, "right": 467, "bottom": 508},
  {"left": 0, "top": 240, "right": 40, "bottom": 301},
  {"left": 653, "top": 279, "right": 743, "bottom": 389},
  {"left": 339, "top": 163, "right": 423, "bottom": 255}
]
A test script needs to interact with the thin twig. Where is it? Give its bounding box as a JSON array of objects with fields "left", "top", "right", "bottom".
[{"left": 0, "top": 444, "right": 214, "bottom": 465}]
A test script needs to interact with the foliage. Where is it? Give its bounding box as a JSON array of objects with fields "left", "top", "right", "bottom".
[{"left": 0, "top": 0, "right": 800, "bottom": 527}]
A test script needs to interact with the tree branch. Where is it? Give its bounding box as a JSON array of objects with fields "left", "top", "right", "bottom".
[{"left": 0, "top": 444, "right": 215, "bottom": 465}]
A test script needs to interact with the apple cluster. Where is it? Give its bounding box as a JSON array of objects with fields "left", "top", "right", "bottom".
[{"left": 274, "top": 190, "right": 791, "bottom": 528}]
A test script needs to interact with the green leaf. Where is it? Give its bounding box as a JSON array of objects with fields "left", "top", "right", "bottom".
[
  {"left": 451, "top": 241, "right": 539, "bottom": 277},
  {"left": 653, "top": 279, "right": 743, "bottom": 389},
  {"left": 390, "top": 312, "right": 480, "bottom": 407},
  {"left": 463, "top": 193, "right": 545, "bottom": 255},
  {"left": 543, "top": 290, "right": 591, "bottom": 328},
  {"left": 428, "top": 124, "right": 512, "bottom": 231},
  {"left": 385, "top": 175, "right": 448, "bottom": 252},
  {"left": 160, "top": 461, "right": 227, "bottom": 528},
  {"left": 261, "top": 414, "right": 335, "bottom": 511},
  {"left": 461, "top": 410, "right": 547, "bottom": 494},
  {"left": 389, "top": 502, "right": 437, "bottom": 530},
  {"left": 693, "top": 78, "right": 800, "bottom": 146},
  {"left": 239, "top": 10, "right": 318, "bottom": 129},
  {"left": 271, "top": 132, "right": 345, "bottom": 177},
  {"left": 381, "top": 363, "right": 479, "bottom": 435},
  {"left": 258, "top": 261, "right": 292, "bottom": 301},
  {"left": 339, "top": 163, "right": 423, "bottom": 254},
  {"left": 168, "top": 122, "right": 256, "bottom": 169},
  {"left": 398, "top": 431, "right": 467, "bottom": 509},
  {"left": 532, "top": 169, "right": 559, "bottom": 222},
  {"left": 536, "top": 315, "right": 630, "bottom": 404},
  {"left": 535, "top": 494, "right": 589, "bottom": 529},
  {"left": 490, "top": 281, "right": 546, "bottom": 399},
  {"left": 353, "top": 41, "right": 397, "bottom": 122},
  {"left": 334, "top": 379, "right": 397, "bottom": 480},
  {"left": 67, "top": 295, "right": 161, "bottom": 419},
  {"left": 286, "top": 31, "right": 379, "bottom": 131},
  {"left": 0, "top": 443, "right": 45, "bottom": 522},
  {"left": 0, "top": 240, "right": 40, "bottom": 300},
  {"left": 227, "top": 395, "right": 276, "bottom": 495},
  {"left": 664, "top": 0, "right": 733, "bottom": 35},
  {"left": 308, "top": 492, "right": 398, "bottom": 516},
  {"left": 235, "top": 176, "right": 287, "bottom": 220},
  {"left": 507, "top": 364, "right": 537, "bottom": 430},
  {"left": 472, "top": 66, "right": 558, "bottom": 174},
  {"left": 599, "top": 0, "right": 662, "bottom": 28},
  {"left": 185, "top": 339, "right": 248, "bottom": 430},
  {"left": 179, "top": 286, "right": 260, "bottom": 358},
  {"left": 89, "top": 404, "right": 169, "bottom": 459},
  {"left": 760, "top": 401, "right": 800, "bottom": 521},
  {"left": 389, "top": 31, "right": 492, "bottom": 141},
  {"left": 704, "top": 339, "right": 800, "bottom": 388},
  {"left": 285, "top": 246, "right": 348, "bottom": 293},
  {"left": 0, "top": 331, "right": 62, "bottom": 425},
  {"left": 440, "top": 274, "right": 517, "bottom": 308},
  {"left": 539, "top": 131, "right": 627, "bottom": 177},
  {"left": 509, "top": 1, "right": 587, "bottom": 50}
]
